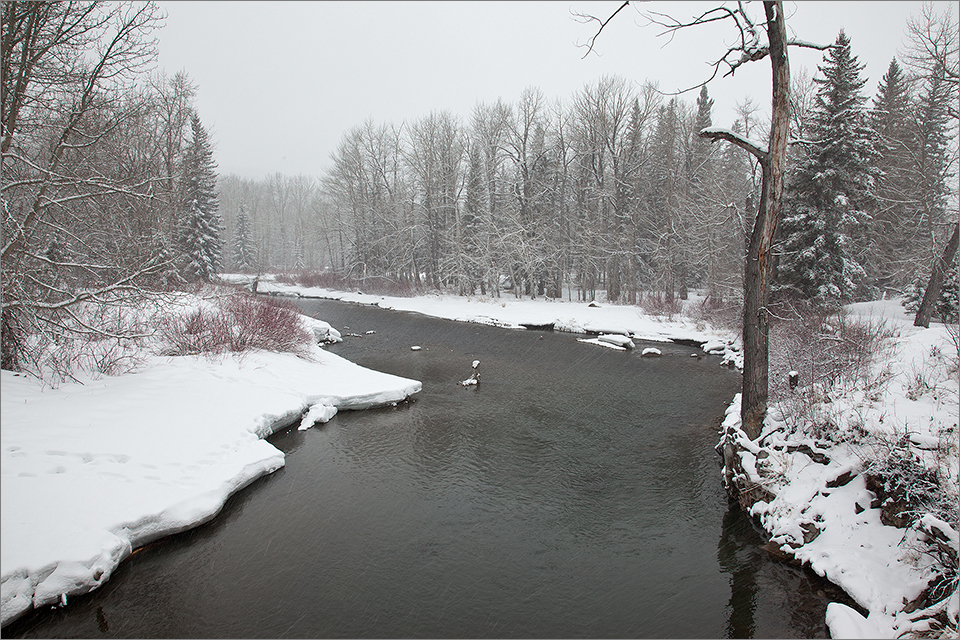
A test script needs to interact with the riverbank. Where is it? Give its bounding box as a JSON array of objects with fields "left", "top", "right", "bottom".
[
  {"left": 719, "top": 299, "right": 958, "bottom": 638},
  {"left": 0, "top": 290, "right": 421, "bottom": 627},
  {"left": 232, "top": 275, "right": 959, "bottom": 639},
  {"left": 233, "top": 274, "right": 744, "bottom": 364}
]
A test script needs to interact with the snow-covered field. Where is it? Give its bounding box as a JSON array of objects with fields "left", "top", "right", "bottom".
[
  {"left": 1, "top": 292, "right": 421, "bottom": 627},
  {"left": 3, "top": 278, "right": 956, "bottom": 638}
]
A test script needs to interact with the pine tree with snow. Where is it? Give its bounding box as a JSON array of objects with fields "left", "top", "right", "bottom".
[
  {"left": 868, "top": 58, "right": 918, "bottom": 290},
  {"left": 232, "top": 199, "right": 256, "bottom": 273},
  {"left": 775, "top": 30, "right": 880, "bottom": 304},
  {"left": 178, "top": 113, "right": 222, "bottom": 282}
]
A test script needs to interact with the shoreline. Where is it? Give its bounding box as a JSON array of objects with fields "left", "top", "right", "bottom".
[{"left": 0, "top": 303, "right": 421, "bottom": 628}]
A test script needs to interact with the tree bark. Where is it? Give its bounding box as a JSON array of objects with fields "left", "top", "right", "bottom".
[
  {"left": 740, "top": 2, "right": 791, "bottom": 439},
  {"left": 914, "top": 221, "right": 959, "bottom": 328},
  {"left": 698, "top": 2, "right": 790, "bottom": 440}
]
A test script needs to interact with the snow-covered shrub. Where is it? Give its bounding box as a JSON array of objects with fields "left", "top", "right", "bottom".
[
  {"left": 158, "top": 293, "right": 312, "bottom": 358},
  {"left": 13, "top": 297, "right": 152, "bottom": 385},
  {"left": 863, "top": 443, "right": 949, "bottom": 527}
]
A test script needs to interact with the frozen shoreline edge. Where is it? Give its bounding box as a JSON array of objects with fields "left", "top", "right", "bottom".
[{"left": 1, "top": 345, "right": 421, "bottom": 628}]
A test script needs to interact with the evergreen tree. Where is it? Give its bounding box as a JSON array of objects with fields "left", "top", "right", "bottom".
[
  {"left": 868, "top": 58, "right": 918, "bottom": 290},
  {"left": 233, "top": 199, "right": 256, "bottom": 272},
  {"left": 775, "top": 30, "right": 879, "bottom": 304},
  {"left": 179, "top": 113, "right": 222, "bottom": 282}
]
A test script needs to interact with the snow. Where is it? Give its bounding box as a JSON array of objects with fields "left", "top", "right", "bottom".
[
  {"left": 6, "top": 278, "right": 955, "bottom": 637},
  {"left": 699, "top": 126, "right": 769, "bottom": 155},
  {"left": 235, "top": 274, "right": 740, "bottom": 360},
  {"left": 1, "top": 293, "right": 420, "bottom": 627},
  {"left": 721, "top": 297, "right": 959, "bottom": 638}
]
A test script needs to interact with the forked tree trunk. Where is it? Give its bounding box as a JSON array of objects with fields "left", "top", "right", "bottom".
[{"left": 915, "top": 221, "right": 959, "bottom": 328}]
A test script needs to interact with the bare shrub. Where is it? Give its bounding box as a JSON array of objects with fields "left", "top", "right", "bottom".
[
  {"left": 157, "top": 293, "right": 312, "bottom": 358},
  {"left": 768, "top": 300, "right": 898, "bottom": 401},
  {"left": 221, "top": 294, "right": 312, "bottom": 356},
  {"left": 687, "top": 295, "right": 744, "bottom": 332},
  {"left": 276, "top": 270, "right": 417, "bottom": 298},
  {"left": 638, "top": 291, "right": 683, "bottom": 320},
  {"left": 157, "top": 307, "right": 232, "bottom": 357}
]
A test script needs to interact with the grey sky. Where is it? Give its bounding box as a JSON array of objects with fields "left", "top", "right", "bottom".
[{"left": 153, "top": 1, "right": 952, "bottom": 180}]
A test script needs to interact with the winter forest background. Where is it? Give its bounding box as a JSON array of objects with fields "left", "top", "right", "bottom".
[{"left": 1, "top": 1, "right": 957, "bottom": 372}]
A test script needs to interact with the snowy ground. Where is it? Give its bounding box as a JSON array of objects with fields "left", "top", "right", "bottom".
[
  {"left": 3, "top": 279, "right": 956, "bottom": 638},
  {"left": 235, "top": 275, "right": 958, "bottom": 638},
  {"left": 0, "top": 292, "right": 421, "bottom": 627},
  {"left": 719, "top": 299, "right": 959, "bottom": 638}
]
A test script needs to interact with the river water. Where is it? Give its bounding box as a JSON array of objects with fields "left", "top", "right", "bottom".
[{"left": 4, "top": 299, "right": 844, "bottom": 638}]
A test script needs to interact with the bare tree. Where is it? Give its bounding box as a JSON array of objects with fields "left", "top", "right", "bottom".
[
  {"left": 2, "top": 1, "right": 168, "bottom": 374},
  {"left": 579, "top": 1, "right": 832, "bottom": 440},
  {"left": 901, "top": 2, "right": 959, "bottom": 327}
]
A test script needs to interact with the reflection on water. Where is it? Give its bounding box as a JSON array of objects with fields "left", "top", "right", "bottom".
[{"left": 4, "top": 299, "right": 836, "bottom": 638}]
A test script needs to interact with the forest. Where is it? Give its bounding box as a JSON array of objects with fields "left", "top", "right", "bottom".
[{"left": 1, "top": 1, "right": 957, "bottom": 373}]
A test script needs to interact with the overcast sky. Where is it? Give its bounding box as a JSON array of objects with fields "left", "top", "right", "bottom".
[{"left": 152, "top": 1, "right": 953, "bottom": 180}]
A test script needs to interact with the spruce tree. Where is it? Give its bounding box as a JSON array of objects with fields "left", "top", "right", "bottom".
[
  {"left": 868, "top": 58, "right": 918, "bottom": 290},
  {"left": 233, "top": 199, "right": 256, "bottom": 273},
  {"left": 775, "top": 30, "right": 879, "bottom": 304},
  {"left": 179, "top": 113, "right": 222, "bottom": 282}
]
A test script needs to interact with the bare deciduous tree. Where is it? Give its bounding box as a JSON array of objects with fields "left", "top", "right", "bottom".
[{"left": 2, "top": 1, "right": 169, "bottom": 375}]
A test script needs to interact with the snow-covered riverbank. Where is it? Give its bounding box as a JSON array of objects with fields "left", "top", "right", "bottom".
[
  {"left": 236, "top": 275, "right": 958, "bottom": 638},
  {"left": 718, "top": 299, "right": 958, "bottom": 638},
  {"left": 237, "top": 274, "right": 743, "bottom": 362},
  {"left": 4, "top": 279, "right": 956, "bottom": 638},
  {"left": 0, "top": 293, "right": 420, "bottom": 627}
]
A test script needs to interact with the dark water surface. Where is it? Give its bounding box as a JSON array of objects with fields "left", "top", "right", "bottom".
[{"left": 4, "top": 299, "right": 840, "bottom": 638}]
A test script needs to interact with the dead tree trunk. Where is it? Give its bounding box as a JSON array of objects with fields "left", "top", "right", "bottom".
[
  {"left": 699, "top": 1, "right": 791, "bottom": 440},
  {"left": 915, "top": 221, "right": 959, "bottom": 328}
]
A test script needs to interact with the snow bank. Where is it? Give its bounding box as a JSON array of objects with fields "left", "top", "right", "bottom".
[
  {"left": 240, "top": 275, "right": 740, "bottom": 359},
  {"left": 1, "top": 344, "right": 420, "bottom": 626},
  {"left": 723, "top": 299, "right": 959, "bottom": 638}
]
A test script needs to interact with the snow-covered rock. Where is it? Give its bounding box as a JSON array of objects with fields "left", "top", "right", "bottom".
[{"left": 596, "top": 333, "right": 635, "bottom": 349}]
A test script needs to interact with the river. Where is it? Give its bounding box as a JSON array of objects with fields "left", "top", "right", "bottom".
[{"left": 4, "top": 298, "right": 846, "bottom": 638}]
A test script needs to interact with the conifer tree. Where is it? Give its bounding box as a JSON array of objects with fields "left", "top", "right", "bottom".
[
  {"left": 233, "top": 199, "right": 256, "bottom": 273},
  {"left": 179, "top": 113, "right": 222, "bottom": 282},
  {"left": 868, "top": 58, "right": 918, "bottom": 290},
  {"left": 775, "top": 30, "right": 879, "bottom": 304}
]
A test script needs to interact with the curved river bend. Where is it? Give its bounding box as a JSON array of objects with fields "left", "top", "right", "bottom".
[{"left": 5, "top": 299, "right": 844, "bottom": 638}]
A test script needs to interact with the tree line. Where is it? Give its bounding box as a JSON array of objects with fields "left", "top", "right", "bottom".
[
  {"left": 2, "top": 1, "right": 223, "bottom": 371},
  {"left": 219, "top": 5, "right": 956, "bottom": 315},
  {"left": 1, "top": 1, "right": 956, "bottom": 377}
]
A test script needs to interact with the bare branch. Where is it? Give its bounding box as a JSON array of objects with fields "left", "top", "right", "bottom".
[{"left": 572, "top": 1, "right": 631, "bottom": 60}]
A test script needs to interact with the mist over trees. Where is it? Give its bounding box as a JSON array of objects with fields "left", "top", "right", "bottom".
[
  {"left": 218, "top": 4, "right": 956, "bottom": 318},
  {"left": 1, "top": 1, "right": 956, "bottom": 376}
]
